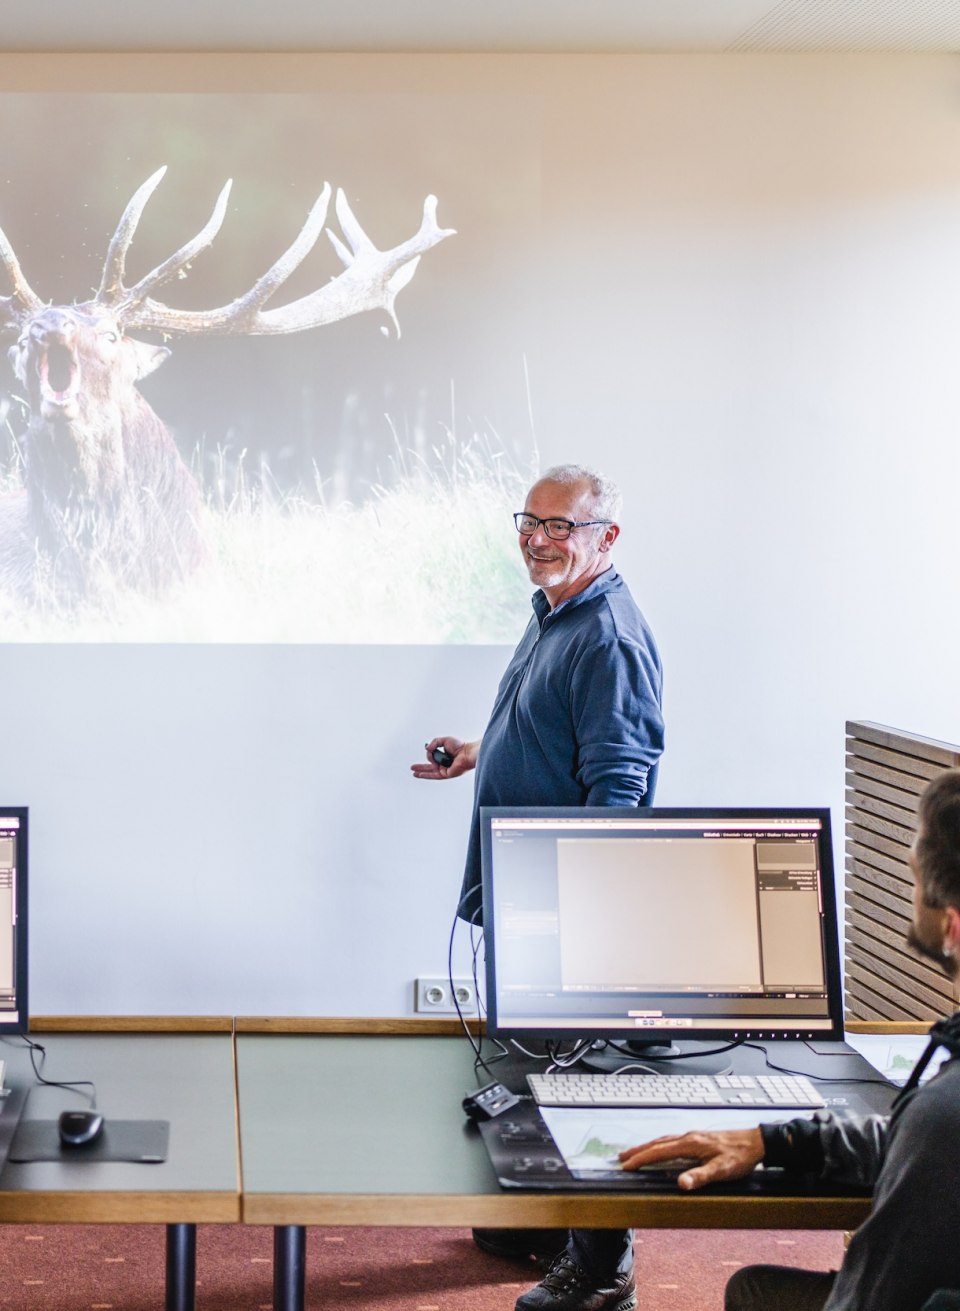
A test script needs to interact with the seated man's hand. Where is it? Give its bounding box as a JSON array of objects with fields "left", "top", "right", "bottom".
[{"left": 618, "top": 1128, "right": 764, "bottom": 1191}]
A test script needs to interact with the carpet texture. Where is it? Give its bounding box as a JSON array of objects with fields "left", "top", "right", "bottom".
[{"left": 0, "top": 1224, "right": 844, "bottom": 1310}]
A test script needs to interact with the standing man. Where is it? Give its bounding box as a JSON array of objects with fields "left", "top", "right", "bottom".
[
  {"left": 619, "top": 768, "right": 960, "bottom": 1311},
  {"left": 412, "top": 463, "right": 664, "bottom": 1311}
]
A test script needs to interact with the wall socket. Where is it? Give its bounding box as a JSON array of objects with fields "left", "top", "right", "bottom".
[{"left": 415, "top": 976, "right": 478, "bottom": 1014}]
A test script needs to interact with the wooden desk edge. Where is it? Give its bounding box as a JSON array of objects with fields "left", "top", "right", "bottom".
[
  {"left": 845, "top": 1021, "right": 931, "bottom": 1035},
  {"left": 0, "top": 1190, "right": 240, "bottom": 1223},
  {"left": 27, "top": 1017, "right": 937, "bottom": 1037},
  {"left": 30, "top": 1016, "right": 236, "bottom": 1034},
  {"left": 241, "top": 1192, "right": 873, "bottom": 1230},
  {"left": 30, "top": 1017, "right": 484, "bottom": 1036},
  {"left": 54, "top": 1017, "right": 926, "bottom": 1039},
  {"left": 235, "top": 1017, "right": 483, "bottom": 1036}
]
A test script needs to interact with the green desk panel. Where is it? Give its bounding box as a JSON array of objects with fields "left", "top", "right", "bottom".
[
  {"left": 237, "top": 1034, "right": 495, "bottom": 1196},
  {"left": 0, "top": 1034, "right": 239, "bottom": 1220}
]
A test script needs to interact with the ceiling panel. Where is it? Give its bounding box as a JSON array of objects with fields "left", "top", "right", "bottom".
[{"left": 0, "top": 0, "right": 958, "bottom": 54}]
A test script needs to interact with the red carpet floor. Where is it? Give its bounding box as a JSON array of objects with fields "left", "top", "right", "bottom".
[{"left": 0, "top": 1224, "right": 844, "bottom": 1310}]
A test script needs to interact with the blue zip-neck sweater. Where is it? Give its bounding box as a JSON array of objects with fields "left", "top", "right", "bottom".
[{"left": 458, "top": 568, "right": 664, "bottom": 922}]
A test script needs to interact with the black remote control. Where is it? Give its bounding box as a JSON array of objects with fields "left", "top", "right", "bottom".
[{"left": 432, "top": 746, "right": 455, "bottom": 768}]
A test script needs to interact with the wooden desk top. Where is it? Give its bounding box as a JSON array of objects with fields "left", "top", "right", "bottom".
[{"left": 0, "top": 1034, "right": 240, "bottom": 1223}]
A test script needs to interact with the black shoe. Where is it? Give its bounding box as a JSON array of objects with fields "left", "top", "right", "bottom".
[
  {"left": 472, "top": 1228, "right": 570, "bottom": 1267},
  {"left": 515, "top": 1252, "right": 637, "bottom": 1311}
]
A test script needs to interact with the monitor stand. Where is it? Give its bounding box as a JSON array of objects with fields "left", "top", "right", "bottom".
[{"left": 580, "top": 1039, "right": 735, "bottom": 1076}]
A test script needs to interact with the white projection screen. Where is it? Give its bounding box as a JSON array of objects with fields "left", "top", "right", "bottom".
[
  {"left": 0, "top": 89, "right": 540, "bottom": 642},
  {"left": 7, "top": 54, "right": 960, "bottom": 1019}
]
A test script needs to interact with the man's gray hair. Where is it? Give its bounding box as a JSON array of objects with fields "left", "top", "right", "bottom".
[{"left": 540, "top": 464, "right": 622, "bottom": 522}]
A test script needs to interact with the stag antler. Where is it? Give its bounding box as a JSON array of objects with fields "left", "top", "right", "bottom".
[
  {"left": 0, "top": 169, "right": 454, "bottom": 339},
  {"left": 98, "top": 165, "right": 234, "bottom": 306},
  {"left": 101, "top": 170, "right": 454, "bottom": 339},
  {"left": 0, "top": 221, "right": 45, "bottom": 329}
]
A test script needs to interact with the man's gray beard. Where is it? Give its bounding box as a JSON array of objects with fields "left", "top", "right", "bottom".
[
  {"left": 526, "top": 560, "right": 565, "bottom": 589},
  {"left": 906, "top": 925, "right": 959, "bottom": 980}
]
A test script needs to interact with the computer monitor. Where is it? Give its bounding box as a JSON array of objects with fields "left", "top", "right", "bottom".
[
  {"left": 481, "top": 806, "right": 843, "bottom": 1049},
  {"left": 0, "top": 809, "right": 28, "bottom": 1033}
]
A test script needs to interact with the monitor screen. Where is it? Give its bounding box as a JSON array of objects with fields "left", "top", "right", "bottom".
[
  {"left": 0, "top": 809, "right": 28, "bottom": 1033},
  {"left": 481, "top": 807, "right": 843, "bottom": 1045}
]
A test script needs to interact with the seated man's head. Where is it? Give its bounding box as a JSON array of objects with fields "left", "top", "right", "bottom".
[{"left": 908, "top": 769, "right": 960, "bottom": 979}]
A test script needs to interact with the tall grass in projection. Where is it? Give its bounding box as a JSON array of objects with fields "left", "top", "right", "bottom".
[
  {"left": 0, "top": 155, "right": 537, "bottom": 643},
  {"left": 0, "top": 419, "right": 535, "bottom": 642}
]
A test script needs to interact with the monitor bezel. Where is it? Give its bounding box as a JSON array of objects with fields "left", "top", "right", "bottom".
[
  {"left": 480, "top": 805, "right": 845, "bottom": 1046},
  {"left": 0, "top": 807, "right": 28, "bottom": 1035}
]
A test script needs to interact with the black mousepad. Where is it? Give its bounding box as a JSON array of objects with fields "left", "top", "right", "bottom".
[
  {"left": 474, "top": 1100, "right": 876, "bottom": 1196},
  {"left": 9, "top": 1119, "right": 169, "bottom": 1163}
]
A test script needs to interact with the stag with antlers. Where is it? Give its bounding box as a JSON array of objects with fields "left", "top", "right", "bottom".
[{"left": 0, "top": 168, "right": 454, "bottom": 604}]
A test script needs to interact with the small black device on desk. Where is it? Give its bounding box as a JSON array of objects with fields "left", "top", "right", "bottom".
[
  {"left": 58, "top": 1109, "right": 104, "bottom": 1147},
  {"left": 463, "top": 1081, "right": 522, "bottom": 1121}
]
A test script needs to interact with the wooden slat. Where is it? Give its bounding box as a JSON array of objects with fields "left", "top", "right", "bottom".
[
  {"left": 853, "top": 927, "right": 953, "bottom": 1004},
  {"left": 846, "top": 739, "right": 944, "bottom": 783},
  {"left": 847, "top": 721, "right": 960, "bottom": 770},
  {"left": 846, "top": 957, "right": 923, "bottom": 1017},
  {"left": 847, "top": 818, "right": 912, "bottom": 862},
  {"left": 845, "top": 969, "right": 910, "bottom": 1021},
  {"left": 844, "top": 786, "right": 916, "bottom": 828},
  {"left": 845, "top": 805, "right": 914, "bottom": 846},
  {"left": 847, "top": 874, "right": 912, "bottom": 921},
  {"left": 844, "top": 755, "right": 930, "bottom": 798},
  {"left": 845, "top": 771, "right": 920, "bottom": 816},
  {"left": 845, "top": 929, "right": 953, "bottom": 1009},
  {"left": 847, "top": 831, "right": 911, "bottom": 872},
  {"left": 849, "top": 943, "right": 954, "bottom": 1012},
  {"left": 846, "top": 888, "right": 911, "bottom": 937},
  {"left": 849, "top": 959, "right": 939, "bottom": 1017},
  {"left": 846, "top": 846, "right": 912, "bottom": 892}
]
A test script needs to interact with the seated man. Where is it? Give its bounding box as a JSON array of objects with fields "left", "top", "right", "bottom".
[{"left": 617, "top": 768, "right": 960, "bottom": 1311}]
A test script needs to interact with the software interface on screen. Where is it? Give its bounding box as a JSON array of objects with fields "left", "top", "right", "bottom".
[
  {"left": 482, "top": 809, "right": 841, "bottom": 1040},
  {"left": 0, "top": 814, "right": 25, "bottom": 1030}
]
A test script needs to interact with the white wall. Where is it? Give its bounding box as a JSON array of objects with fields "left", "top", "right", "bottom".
[{"left": 2, "top": 53, "right": 960, "bottom": 1015}]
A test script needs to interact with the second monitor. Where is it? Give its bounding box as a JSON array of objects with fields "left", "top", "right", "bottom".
[{"left": 480, "top": 807, "right": 843, "bottom": 1051}]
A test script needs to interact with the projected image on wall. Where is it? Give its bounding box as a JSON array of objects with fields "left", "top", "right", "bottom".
[{"left": 0, "top": 93, "right": 539, "bottom": 642}]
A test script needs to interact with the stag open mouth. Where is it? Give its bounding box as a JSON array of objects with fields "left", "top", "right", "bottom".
[{"left": 38, "top": 342, "right": 81, "bottom": 417}]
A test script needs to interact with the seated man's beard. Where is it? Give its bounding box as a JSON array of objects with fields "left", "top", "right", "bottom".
[{"left": 907, "top": 924, "right": 959, "bottom": 979}]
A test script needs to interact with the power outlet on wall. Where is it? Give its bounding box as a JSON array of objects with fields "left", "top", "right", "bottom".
[{"left": 415, "top": 976, "right": 478, "bottom": 1014}]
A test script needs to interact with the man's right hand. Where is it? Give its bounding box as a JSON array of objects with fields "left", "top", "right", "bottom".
[
  {"left": 410, "top": 737, "right": 480, "bottom": 780},
  {"left": 618, "top": 1128, "right": 764, "bottom": 1191}
]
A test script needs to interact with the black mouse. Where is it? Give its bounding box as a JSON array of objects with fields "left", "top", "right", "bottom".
[{"left": 58, "top": 1109, "right": 104, "bottom": 1147}]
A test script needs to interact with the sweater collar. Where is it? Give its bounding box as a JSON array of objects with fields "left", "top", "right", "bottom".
[{"left": 531, "top": 567, "right": 620, "bottom": 626}]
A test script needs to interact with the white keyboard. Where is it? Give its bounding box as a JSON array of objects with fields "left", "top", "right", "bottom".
[{"left": 527, "top": 1071, "right": 825, "bottom": 1109}]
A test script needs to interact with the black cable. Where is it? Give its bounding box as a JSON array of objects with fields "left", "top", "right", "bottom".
[
  {"left": 604, "top": 1037, "right": 744, "bottom": 1064},
  {"left": 2, "top": 1034, "right": 98, "bottom": 1106},
  {"left": 447, "top": 900, "right": 483, "bottom": 1061},
  {"left": 743, "top": 1041, "right": 892, "bottom": 1088}
]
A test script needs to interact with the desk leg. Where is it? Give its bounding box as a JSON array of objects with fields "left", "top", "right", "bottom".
[
  {"left": 165, "top": 1222, "right": 197, "bottom": 1311},
  {"left": 273, "top": 1224, "right": 306, "bottom": 1311}
]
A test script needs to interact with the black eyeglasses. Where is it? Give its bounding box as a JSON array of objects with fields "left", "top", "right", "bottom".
[{"left": 513, "top": 512, "right": 612, "bottom": 541}]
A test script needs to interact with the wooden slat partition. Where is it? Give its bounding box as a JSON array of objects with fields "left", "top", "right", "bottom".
[{"left": 845, "top": 720, "right": 960, "bottom": 1022}]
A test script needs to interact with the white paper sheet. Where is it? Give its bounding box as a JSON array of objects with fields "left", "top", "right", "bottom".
[{"left": 539, "top": 1105, "right": 813, "bottom": 1175}]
